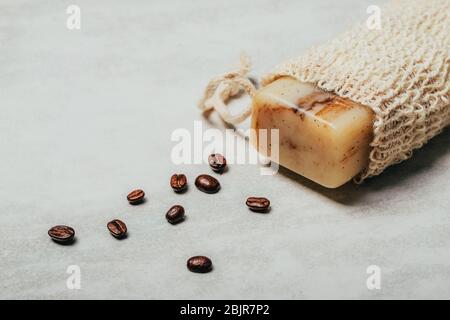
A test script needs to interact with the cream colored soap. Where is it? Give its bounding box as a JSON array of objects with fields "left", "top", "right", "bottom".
[{"left": 251, "top": 77, "right": 375, "bottom": 188}]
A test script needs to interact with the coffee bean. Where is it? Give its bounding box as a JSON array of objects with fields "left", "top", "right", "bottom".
[
  {"left": 195, "top": 174, "right": 220, "bottom": 194},
  {"left": 208, "top": 153, "right": 227, "bottom": 173},
  {"left": 246, "top": 197, "right": 271, "bottom": 212},
  {"left": 170, "top": 174, "right": 187, "bottom": 192},
  {"left": 127, "top": 189, "right": 145, "bottom": 204},
  {"left": 48, "top": 225, "right": 75, "bottom": 243},
  {"left": 107, "top": 219, "right": 127, "bottom": 239},
  {"left": 187, "top": 256, "right": 213, "bottom": 273},
  {"left": 166, "top": 205, "right": 185, "bottom": 224}
]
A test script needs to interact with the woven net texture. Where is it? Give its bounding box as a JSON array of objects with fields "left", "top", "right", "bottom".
[{"left": 262, "top": 0, "right": 450, "bottom": 181}]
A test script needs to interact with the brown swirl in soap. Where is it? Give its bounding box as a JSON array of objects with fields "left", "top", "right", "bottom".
[{"left": 296, "top": 92, "right": 334, "bottom": 110}]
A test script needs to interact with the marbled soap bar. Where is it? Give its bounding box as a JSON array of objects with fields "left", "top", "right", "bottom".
[{"left": 251, "top": 77, "right": 374, "bottom": 188}]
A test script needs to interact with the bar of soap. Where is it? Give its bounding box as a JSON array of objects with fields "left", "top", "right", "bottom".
[{"left": 251, "top": 77, "right": 375, "bottom": 188}]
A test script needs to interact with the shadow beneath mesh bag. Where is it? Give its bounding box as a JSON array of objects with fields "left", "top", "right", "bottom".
[{"left": 278, "top": 128, "right": 450, "bottom": 205}]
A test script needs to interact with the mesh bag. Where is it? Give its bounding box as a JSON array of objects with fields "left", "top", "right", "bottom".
[
  {"left": 200, "top": 0, "right": 449, "bottom": 181},
  {"left": 262, "top": 0, "right": 449, "bottom": 180}
]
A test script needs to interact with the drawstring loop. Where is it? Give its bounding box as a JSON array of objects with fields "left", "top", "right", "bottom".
[{"left": 199, "top": 54, "right": 256, "bottom": 125}]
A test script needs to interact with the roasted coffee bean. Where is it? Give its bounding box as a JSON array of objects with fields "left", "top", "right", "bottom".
[
  {"left": 166, "top": 205, "right": 185, "bottom": 224},
  {"left": 127, "top": 189, "right": 145, "bottom": 204},
  {"left": 107, "top": 219, "right": 127, "bottom": 239},
  {"left": 187, "top": 256, "right": 213, "bottom": 273},
  {"left": 195, "top": 174, "right": 220, "bottom": 194},
  {"left": 48, "top": 225, "right": 75, "bottom": 243},
  {"left": 208, "top": 153, "right": 227, "bottom": 173},
  {"left": 246, "top": 197, "right": 271, "bottom": 212},
  {"left": 170, "top": 174, "right": 187, "bottom": 192}
]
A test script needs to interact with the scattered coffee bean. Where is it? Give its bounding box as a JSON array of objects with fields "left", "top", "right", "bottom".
[
  {"left": 170, "top": 174, "right": 187, "bottom": 192},
  {"left": 195, "top": 174, "right": 220, "bottom": 194},
  {"left": 246, "top": 197, "right": 271, "bottom": 212},
  {"left": 48, "top": 225, "right": 75, "bottom": 243},
  {"left": 127, "top": 189, "right": 145, "bottom": 204},
  {"left": 166, "top": 205, "right": 185, "bottom": 224},
  {"left": 107, "top": 219, "right": 127, "bottom": 239},
  {"left": 208, "top": 153, "right": 227, "bottom": 173},
  {"left": 187, "top": 256, "right": 213, "bottom": 273}
]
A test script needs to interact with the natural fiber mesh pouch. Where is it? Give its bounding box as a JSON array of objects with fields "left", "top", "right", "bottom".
[{"left": 200, "top": 0, "right": 450, "bottom": 182}]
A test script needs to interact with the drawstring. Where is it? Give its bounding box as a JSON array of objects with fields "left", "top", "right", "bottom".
[{"left": 198, "top": 54, "right": 256, "bottom": 125}]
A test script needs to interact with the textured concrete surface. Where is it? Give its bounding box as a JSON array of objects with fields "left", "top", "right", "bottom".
[{"left": 1, "top": 0, "right": 449, "bottom": 299}]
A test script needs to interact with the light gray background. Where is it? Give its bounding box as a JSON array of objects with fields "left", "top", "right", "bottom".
[{"left": 1, "top": 0, "right": 449, "bottom": 300}]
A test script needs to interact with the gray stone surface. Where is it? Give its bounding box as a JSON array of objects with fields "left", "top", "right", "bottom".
[{"left": 0, "top": 0, "right": 449, "bottom": 299}]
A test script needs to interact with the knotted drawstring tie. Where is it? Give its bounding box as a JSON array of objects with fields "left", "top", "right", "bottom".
[{"left": 198, "top": 54, "right": 256, "bottom": 125}]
